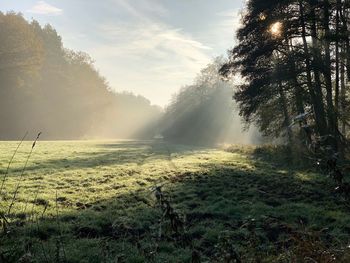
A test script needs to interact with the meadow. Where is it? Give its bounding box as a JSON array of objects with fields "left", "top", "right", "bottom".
[{"left": 1, "top": 140, "right": 350, "bottom": 262}]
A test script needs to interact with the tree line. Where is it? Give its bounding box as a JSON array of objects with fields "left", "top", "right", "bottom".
[
  {"left": 0, "top": 12, "right": 161, "bottom": 140},
  {"left": 159, "top": 58, "right": 257, "bottom": 146},
  {"left": 221, "top": 0, "right": 350, "bottom": 156}
]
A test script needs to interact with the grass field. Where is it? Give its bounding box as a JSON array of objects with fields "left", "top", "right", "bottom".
[{"left": 1, "top": 140, "right": 350, "bottom": 262}]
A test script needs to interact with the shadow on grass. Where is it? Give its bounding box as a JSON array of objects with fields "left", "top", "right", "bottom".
[
  {"left": 1, "top": 143, "right": 350, "bottom": 262},
  {"left": 3, "top": 141, "right": 212, "bottom": 176}
]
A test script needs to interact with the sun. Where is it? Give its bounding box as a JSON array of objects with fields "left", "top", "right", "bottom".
[{"left": 269, "top": 21, "right": 283, "bottom": 37}]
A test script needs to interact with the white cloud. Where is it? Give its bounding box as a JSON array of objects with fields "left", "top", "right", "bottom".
[
  {"left": 216, "top": 10, "right": 238, "bottom": 17},
  {"left": 196, "top": 8, "right": 241, "bottom": 52},
  {"left": 217, "top": 9, "right": 242, "bottom": 34},
  {"left": 27, "top": 1, "right": 62, "bottom": 15},
  {"left": 113, "top": 0, "right": 168, "bottom": 19},
  {"left": 90, "top": 2, "right": 213, "bottom": 105},
  {"left": 97, "top": 23, "right": 211, "bottom": 56},
  {"left": 109, "top": 1, "right": 211, "bottom": 61},
  {"left": 79, "top": 0, "right": 232, "bottom": 105},
  {"left": 93, "top": 21, "right": 212, "bottom": 84}
]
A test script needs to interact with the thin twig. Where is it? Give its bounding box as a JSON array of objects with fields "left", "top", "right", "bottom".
[
  {"left": 7, "top": 132, "right": 41, "bottom": 215},
  {"left": 0, "top": 131, "right": 28, "bottom": 196}
]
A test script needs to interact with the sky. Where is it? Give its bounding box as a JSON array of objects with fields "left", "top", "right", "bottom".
[{"left": 0, "top": 0, "right": 244, "bottom": 106}]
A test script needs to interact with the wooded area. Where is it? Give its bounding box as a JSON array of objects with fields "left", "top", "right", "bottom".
[
  {"left": 160, "top": 58, "right": 257, "bottom": 146},
  {"left": 0, "top": 12, "right": 161, "bottom": 140},
  {"left": 2, "top": 1, "right": 350, "bottom": 262},
  {"left": 221, "top": 0, "right": 350, "bottom": 157}
]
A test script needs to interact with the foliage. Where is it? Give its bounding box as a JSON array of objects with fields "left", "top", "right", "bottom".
[
  {"left": 0, "top": 12, "right": 161, "bottom": 140},
  {"left": 221, "top": 0, "right": 350, "bottom": 153},
  {"left": 159, "top": 58, "right": 253, "bottom": 146}
]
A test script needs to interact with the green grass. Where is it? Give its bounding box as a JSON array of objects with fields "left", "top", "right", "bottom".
[{"left": 1, "top": 140, "right": 350, "bottom": 262}]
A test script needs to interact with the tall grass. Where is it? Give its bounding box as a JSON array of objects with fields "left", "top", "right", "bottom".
[
  {"left": 7, "top": 132, "right": 42, "bottom": 215},
  {"left": 0, "top": 132, "right": 28, "bottom": 196}
]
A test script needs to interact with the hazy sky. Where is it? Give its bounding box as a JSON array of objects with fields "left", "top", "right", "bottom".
[{"left": 0, "top": 0, "right": 244, "bottom": 106}]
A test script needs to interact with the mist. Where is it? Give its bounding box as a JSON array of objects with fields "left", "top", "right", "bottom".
[
  {"left": 0, "top": 12, "right": 162, "bottom": 141},
  {"left": 83, "top": 92, "right": 162, "bottom": 140},
  {"left": 0, "top": 12, "right": 256, "bottom": 145},
  {"left": 2, "top": 2, "right": 350, "bottom": 262},
  {"left": 157, "top": 58, "right": 259, "bottom": 146}
]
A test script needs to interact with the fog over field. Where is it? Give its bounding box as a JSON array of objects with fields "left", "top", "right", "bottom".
[
  {"left": 0, "top": 0, "right": 255, "bottom": 144},
  {"left": 2, "top": 0, "right": 350, "bottom": 262}
]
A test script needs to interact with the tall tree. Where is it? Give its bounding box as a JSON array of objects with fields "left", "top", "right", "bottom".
[
  {"left": 221, "top": 0, "right": 350, "bottom": 152},
  {"left": 0, "top": 12, "right": 161, "bottom": 139}
]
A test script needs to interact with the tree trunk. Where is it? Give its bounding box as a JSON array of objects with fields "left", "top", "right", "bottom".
[
  {"left": 287, "top": 39, "right": 305, "bottom": 116},
  {"left": 298, "top": 0, "right": 328, "bottom": 136},
  {"left": 340, "top": 0, "right": 349, "bottom": 136},
  {"left": 322, "top": 0, "right": 338, "bottom": 150},
  {"left": 335, "top": 0, "right": 340, "bottom": 124},
  {"left": 278, "top": 82, "right": 293, "bottom": 143}
]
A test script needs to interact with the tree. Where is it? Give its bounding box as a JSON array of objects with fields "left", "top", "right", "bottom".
[
  {"left": 160, "top": 58, "right": 252, "bottom": 145},
  {"left": 221, "top": 0, "right": 350, "bottom": 154},
  {"left": 0, "top": 13, "right": 161, "bottom": 139}
]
